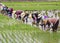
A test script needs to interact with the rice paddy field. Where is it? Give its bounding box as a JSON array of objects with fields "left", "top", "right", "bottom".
[{"left": 0, "top": 2, "right": 60, "bottom": 43}]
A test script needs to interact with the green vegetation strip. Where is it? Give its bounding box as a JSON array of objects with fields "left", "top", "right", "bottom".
[
  {"left": 2, "top": 2, "right": 60, "bottom": 10},
  {"left": 0, "top": 14, "right": 40, "bottom": 32}
]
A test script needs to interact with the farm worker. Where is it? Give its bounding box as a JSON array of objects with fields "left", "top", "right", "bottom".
[
  {"left": 47, "top": 10, "right": 54, "bottom": 18},
  {"left": 40, "top": 10, "right": 47, "bottom": 19},
  {"left": 40, "top": 12, "right": 48, "bottom": 29},
  {"left": 32, "top": 11, "right": 38, "bottom": 24},
  {"left": 12, "top": 11, "right": 16, "bottom": 19},
  {"left": 27, "top": 13, "right": 33, "bottom": 25},
  {"left": 15, "top": 10, "right": 22, "bottom": 19},
  {"left": 21, "top": 11, "right": 25, "bottom": 19},
  {"left": 23, "top": 11, "right": 29, "bottom": 23},
  {"left": 7, "top": 8, "right": 13, "bottom": 18},
  {"left": 3, "top": 6, "right": 8, "bottom": 14},
  {"left": 54, "top": 10, "right": 59, "bottom": 19},
  {"left": 2, "top": 6, "right": 8, "bottom": 11},
  {"left": 41, "top": 10, "right": 47, "bottom": 20},
  {"left": 0, "top": 3, "right": 5, "bottom": 11},
  {"left": 40, "top": 10, "right": 46, "bottom": 15}
]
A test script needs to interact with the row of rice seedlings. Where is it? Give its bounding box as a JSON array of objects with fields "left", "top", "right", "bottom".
[{"left": 0, "top": 31, "right": 43, "bottom": 43}]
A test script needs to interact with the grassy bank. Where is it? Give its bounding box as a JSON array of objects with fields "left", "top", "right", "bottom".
[
  {"left": 2, "top": 2, "right": 60, "bottom": 10},
  {"left": 0, "top": 14, "right": 40, "bottom": 32}
]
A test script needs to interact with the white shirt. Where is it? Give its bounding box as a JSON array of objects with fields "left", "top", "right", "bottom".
[{"left": 47, "top": 11, "right": 54, "bottom": 18}]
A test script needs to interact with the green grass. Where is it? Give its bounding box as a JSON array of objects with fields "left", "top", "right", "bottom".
[
  {"left": 0, "top": 14, "right": 40, "bottom": 32},
  {"left": 2, "top": 2, "right": 60, "bottom": 10},
  {"left": 2, "top": 2, "right": 60, "bottom": 17}
]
